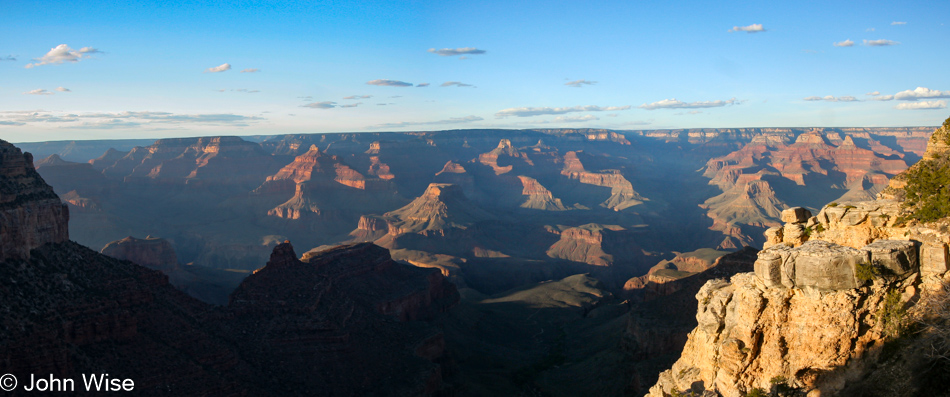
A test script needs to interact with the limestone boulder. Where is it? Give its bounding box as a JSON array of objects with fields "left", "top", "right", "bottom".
[
  {"left": 783, "top": 223, "right": 808, "bottom": 246},
  {"left": 793, "top": 241, "right": 868, "bottom": 291},
  {"left": 781, "top": 207, "right": 812, "bottom": 224},
  {"left": 862, "top": 239, "right": 918, "bottom": 277},
  {"left": 763, "top": 226, "right": 783, "bottom": 249}
]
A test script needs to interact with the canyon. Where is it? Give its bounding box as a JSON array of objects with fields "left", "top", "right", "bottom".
[{"left": 6, "top": 124, "right": 942, "bottom": 396}]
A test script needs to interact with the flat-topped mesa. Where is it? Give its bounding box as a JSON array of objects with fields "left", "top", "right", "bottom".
[
  {"left": 100, "top": 236, "right": 179, "bottom": 273},
  {"left": 0, "top": 140, "right": 69, "bottom": 261}
]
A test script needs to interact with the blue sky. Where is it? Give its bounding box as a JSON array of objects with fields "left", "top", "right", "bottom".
[{"left": 2, "top": 0, "right": 949, "bottom": 142}]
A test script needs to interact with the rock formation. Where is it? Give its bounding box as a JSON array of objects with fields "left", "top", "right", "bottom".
[
  {"left": 648, "top": 124, "right": 950, "bottom": 397},
  {"left": 0, "top": 141, "right": 69, "bottom": 260},
  {"left": 0, "top": 141, "right": 462, "bottom": 395},
  {"left": 101, "top": 235, "right": 179, "bottom": 273},
  {"left": 701, "top": 130, "right": 916, "bottom": 246}
]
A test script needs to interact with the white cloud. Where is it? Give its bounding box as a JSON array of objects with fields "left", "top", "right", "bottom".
[
  {"left": 864, "top": 39, "right": 899, "bottom": 46},
  {"left": 24, "top": 89, "right": 54, "bottom": 95},
  {"left": 416, "top": 83, "right": 430, "bottom": 87},
  {"left": 895, "top": 100, "right": 946, "bottom": 110},
  {"left": 367, "top": 79, "right": 413, "bottom": 87},
  {"left": 25, "top": 44, "right": 100, "bottom": 68},
  {"left": 301, "top": 101, "right": 338, "bottom": 109},
  {"left": 495, "top": 105, "right": 632, "bottom": 118},
  {"left": 55, "top": 87, "right": 71, "bottom": 92},
  {"left": 867, "top": 91, "right": 881, "bottom": 96},
  {"left": 866, "top": 28, "right": 876, "bottom": 32},
  {"left": 553, "top": 115, "right": 598, "bottom": 122},
  {"left": 871, "top": 95, "right": 895, "bottom": 101},
  {"left": 0, "top": 110, "right": 263, "bottom": 129},
  {"left": 891, "top": 21, "right": 906, "bottom": 25},
  {"left": 427, "top": 47, "right": 486, "bottom": 56},
  {"left": 441, "top": 81, "right": 474, "bottom": 87},
  {"left": 729, "top": 24, "right": 765, "bottom": 33},
  {"left": 894, "top": 87, "right": 950, "bottom": 101},
  {"left": 639, "top": 98, "right": 739, "bottom": 110},
  {"left": 205, "top": 63, "right": 231, "bottom": 73},
  {"left": 240, "top": 68, "right": 260, "bottom": 73},
  {"left": 340, "top": 103, "right": 361, "bottom": 108},
  {"left": 833, "top": 39, "right": 854, "bottom": 47},
  {"left": 343, "top": 95, "right": 372, "bottom": 99},
  {"left": 370, "top": 115, "right": 483, "bottom": 129},
  {"left": 803, "top": 95, "right": 859, "bottom": 102},
  {"left": 565, "top": 79, "right": 597, "bottom": 88}
]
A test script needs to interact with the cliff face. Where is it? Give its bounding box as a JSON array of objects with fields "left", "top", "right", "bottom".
[
  {"left": 228, "top": 242, "right": 459, "bottom": 395},
  {"left": 0, "top": 140, "right": 69, "bottom": 261},
  {"left": 0, "top": 138, "right": 461, "bottom": 395},
  {"left": 700, "top": 130, "right": 918, "bottom": 246},
  {"left": 101, "top": 236, "right": 179, "bottom": 273},
  {"left": 648, "top": 125, "right": 950, "bottom": 397}
]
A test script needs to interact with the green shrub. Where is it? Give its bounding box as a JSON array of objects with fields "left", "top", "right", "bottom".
[
  {"left": 813, "top": 223, "right": 825, "bottom": 233},
  {"left": 843, "top": 205, "right": 857, "bottom": 210},
  {"left": 902, "top": 153, "right": 950, "bottom": 222},
  {"left": 746, "top": 388, "right": 768, "bottom": 397},
  {"left": 827, "top": 202, "right": 839, "bottom": 207},
  {"left": 879, "top": 289, "right": 908, "bottom": 339},
  {"left": 855, "top": 262, "right": 882, "bottom": 283}
]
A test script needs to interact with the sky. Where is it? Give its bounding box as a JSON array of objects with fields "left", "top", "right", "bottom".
[{"left": 2, "top": 0, "right": 950, "bottom": 142}]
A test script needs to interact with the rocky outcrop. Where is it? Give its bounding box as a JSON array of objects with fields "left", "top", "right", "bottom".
[
  {"left": 560, "top": 151, "right": 644, "bottom": 211},
  {"left": 0, "top": 140, "right": 69, "bottom": 261},
  {"left": 228, "top": 242, "right": 459, "bottom": 395},
  {"left": 517, "top": 175, "right": 567, "bottom": 210},
  {"left": 701, "top": 130, "right": 915, "bottom": 246},
  {"left": 101, "top": 236, "right": 179, "bottom": 273},
  {"left": 384, "top": 183, "right": 495, "bottom": 234}
]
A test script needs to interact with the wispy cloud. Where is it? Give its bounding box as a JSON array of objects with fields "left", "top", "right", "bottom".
[
  {"left": 205, "top": 63, "right": 231, "bottom": 73},
  {"left": 891, "top": 21, "right": 907, "bottom": 25},
  {"left": 833, "top": 39, "right": 854, "bottom": 47},
  {"left": 871, "top": 95, "right": 895, "bottom": 101},
  {"left": 370, "top": 115, "right": 483, "bottom": 129},
  {"left": 803, "top": 95, "right": 858, "bottom": 102},
  {"left": 553, "top": 115, "right": 598, "bottom": 122},
  {"left": 866, "top": 28, "right": 876, "bottom": 32},
  {"left": 565, "top": 79, "right": 597, "bottom": 88},
  {"left": 301, "top": 101, "right": 338, "bottom": 109},
  {"left": 416, "top": 83, "right": 430, "bottom": 87},
  {"left": 25, "top": 44, "right": 100, "bottom": 68},
  {"left": 0, "top": 110, "right": 263, "bottom": 129},
  {"left": 895, "top": 100, "right": 946, "bottom": 110},
  {"left": 894, "top": 87, "right": 950, "bottom": 101},
  {"left": 495, "top": 105, "right": 631, "bottom": 118},
  {"left": 367, "top": 79, "right": 413, "bottom": 87},
  {"left": 55, "top": 87, "right": 71, "bottom": 92},
  {"left": 729, "top": 24, "right": 765, "bottom": 33},
  {"left": 24, "top": 89, "right": 54, "bottom": 95},
  {"left": 343, "top": 95, "right": 372, "bottom": 99},
  {"left": 427, "top": 47, "right": 486, "bottom": 57},
  {"left": 0, "top": 55, "right": 15, "bottom": 61},
  {"left": 240, "top": 68, "right": 260, "bottom": 73},
  {"left": 639, "top": 98, "right": 739, "bottom": 110},
  {"left": 441, "top": 81, "right": 474, "bottom": 88},
  {"left": 864, "top": 39, "right": 899, "bottom": 46},
  {"left": 867, "top": 91, "right": 881, "bottom": 96},
  {"left": 340, "top": 103, "right": 361, "bottom": 108}
]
